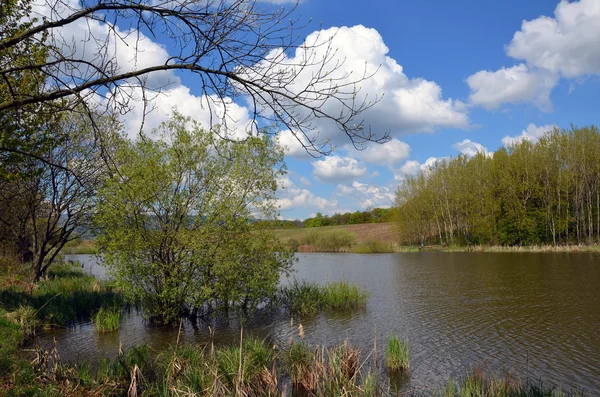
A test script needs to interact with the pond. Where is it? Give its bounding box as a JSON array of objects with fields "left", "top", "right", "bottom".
[{"left": 39, "top": 252, "right": 600, "bottom": 394}]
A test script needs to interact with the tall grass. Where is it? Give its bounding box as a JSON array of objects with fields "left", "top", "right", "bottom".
[
  {"left": 93, "top": 307, "right": 121, "bottom": 332},
  {"left": 352, "top": 240, "right": 396, "bottom": 253},
  {"left": 384, "top": 335, "right": 410, "bottom": 372},
  {"left": 279, "top": 280, "right": 369, "bottom": 315},
  {"left": 62, "top": 238, "right": 98, "bottom": 254},
  {"left": 298, "top": 229, "right": 356, "bottom": 252},
  {"left": 321, "top": 281, "right": 369, "bottom": 310}
]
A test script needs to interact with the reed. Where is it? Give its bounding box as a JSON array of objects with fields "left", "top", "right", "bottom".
[
  {"left": 321, "top": 281, "right": 369, "bottom": 310},
  {"left": 279, "top": 280, "right": 369, "bottom": 315},
  {"left": 384, "top": 335, "right": 410, "bottom": 372},
  {"left": 279, "top": 279, "right": 323, "bottom": 316},
  {"left": 93, "top": 306, "right": 121, "bottom": 332}
]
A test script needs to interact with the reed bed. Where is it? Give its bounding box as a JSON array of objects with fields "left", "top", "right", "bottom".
[{"left": 9, "top": 335, "right": 585, "bottom": 397}]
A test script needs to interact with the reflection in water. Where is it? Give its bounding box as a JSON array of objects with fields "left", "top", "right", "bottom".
[{"left": 41, "top": 252, "right": 600, "bottom": 394}]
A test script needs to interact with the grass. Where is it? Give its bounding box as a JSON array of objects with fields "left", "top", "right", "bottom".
[
  {"left": 279, "top": 279, "right": 369, "bottom": 316},
  {"left": 384, "top": 335, "right": 410, "bottom": 372},
  {"left": 321, "top": 281, "right": 369, "bottom": 310},
  {"left": 0, "top": 262, "right": 122, "bottom": 327},
  {"left": 62, "top": 238, "right": 98, "bottom": 254},
  {"left": 93, "top": 306, "right": 121, "bottom": 332},
  {"left": 352, "top": 239, "right": 396, "bottom": 253}
]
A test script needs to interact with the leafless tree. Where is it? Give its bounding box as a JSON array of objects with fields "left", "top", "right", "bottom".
[{"left": 1, "top": 0, "right": 388, "bottom": 158}]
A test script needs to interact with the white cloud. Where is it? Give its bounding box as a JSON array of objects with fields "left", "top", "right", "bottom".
[
  {"left": 299, "top": 176, "right": 312, "bottom": 187},
  {"left": 240, "top": 25, "right": 469, "bottom": 150},
  {"left": 335, "top": 181, "right": 395, "bottom": 209},
  {"left": 467, "top": 0, "right": 600, "bottom": 111},
  {"left": 502, "top": 123, "right": 557, "bottom": 146},
  {"left": 507, "top": 0, "right": 600, "bottom": 79},
  {"left": 275, "top": 130, "right": 314, "bottom": 158},
  {"left": 466, "top": 64, "right": 557, "bottom": 111},
  {"left": 453, "top": 139, "right": 492, "bottom": 157},
  {"left": 351, "top": 138, "right": 411, "bottom": 167},
  {"left": 394, "top": 157, "right": 447, "bottom": 181},
  {"left": 312, "top": 155, "right": 368, "bottom": 183},
  {"left": 276, "top": 176, "right": 336, "bottom": 212}
]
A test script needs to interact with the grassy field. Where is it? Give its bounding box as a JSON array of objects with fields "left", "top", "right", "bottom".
[{"left": 275, "top": 223, "right": 397, "bottom": 244}]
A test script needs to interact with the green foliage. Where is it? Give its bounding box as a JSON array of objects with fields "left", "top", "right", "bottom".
[
  {"left": 304, "top": 208, "right": 397, "bottom": 228},
  {"left": 395, "top": 125, "right": 600, "bottom": 247},
  {"left": 93, "top": 307, "right": 121, "bottom": 332},
  {"left": 384, "top": 335, "right": 410, "bottom": 372},
  {"left": 95, "top": 113, "right": 293, "bottom": 324}
]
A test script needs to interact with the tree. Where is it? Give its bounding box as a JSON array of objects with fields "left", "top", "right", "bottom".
[
  {"left": 95, "top": 113, "right": 294, "bottom": 324},
  {"left": 1, "top": 0, "right": 387, "bottom": 162},
  {"left": 0, "top": 109, "right": 114, "bottom": 280}
]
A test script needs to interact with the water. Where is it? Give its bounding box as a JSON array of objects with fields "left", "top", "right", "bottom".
[{"left": 42, "top": 252, "right": 600, "bottom": 393}]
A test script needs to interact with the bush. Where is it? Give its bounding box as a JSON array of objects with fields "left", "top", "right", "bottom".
[{"left": 298, "top": 229, "right": 356, "bottom": 252}]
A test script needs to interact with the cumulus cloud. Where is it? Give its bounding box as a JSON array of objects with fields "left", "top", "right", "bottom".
[
  {"left": 275, "top": 130, "right": 314, "bottom": 158},
  {"left": 394, "top": 157, "right": 447, "bottom": 181},
  {"left": 468, "top": 0, "right": 600, "bottom": 110},
  {"left": 351, "top": 138, "right": 411, "bottom": 167},
  {"left": 335, "top": 182, "right": 395, "bottom": 209},
  {"left": 466, "top": 64, "right": 557, "bottom": 111},
  {"left": 312, "top": 155, "right": 368, "bottom": 183},
  {"left": 502, "top": 123, "right": 558, "bottom": 146},
  {"left": 276, "top": 176, "right": 336, "bottom": 213},
  {"left": 507, "top": 0, "right": 600, "bottom": 78},
  {"left": 453, "top": 139, "right": 492, "bottom": 157},
  {"left": 242, "top": 25, "right": 468, "bottom": 149}
]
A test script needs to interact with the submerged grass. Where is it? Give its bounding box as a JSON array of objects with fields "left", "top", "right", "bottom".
[
  {"left": 385, "top": 335, "right": 410, "bottom": 372},
  {"left": 279, "top": 279, "right": 369, "bottom": 316}
]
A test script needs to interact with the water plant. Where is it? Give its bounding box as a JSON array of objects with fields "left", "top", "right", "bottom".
[
  {"left": 279, "top": 279, "right": 369, "bottom": 316},
  {"left": 93, "top": 306, "right": 121, "bottom": 332},
  {"left": 321, "top": 281, "right": 369, "bottom": 310},
  {"left": 384, "top": 335, "right": 410, "bottom": 372}
]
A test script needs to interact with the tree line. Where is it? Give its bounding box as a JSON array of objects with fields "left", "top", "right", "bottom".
[{"left": 395, "top": 126, "right": 600, "bottom": 246}]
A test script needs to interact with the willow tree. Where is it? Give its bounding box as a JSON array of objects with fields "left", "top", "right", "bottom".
[{"left": 95, "top": 113, "right": 293, "bottom": 324}]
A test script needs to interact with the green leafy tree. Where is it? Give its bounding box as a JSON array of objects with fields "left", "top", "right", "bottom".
[{"left": 95, "top": 113, "right": 293, "bottom": 325}]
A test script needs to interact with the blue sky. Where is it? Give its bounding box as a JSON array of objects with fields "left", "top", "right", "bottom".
[
  {"left": 33, "top": 0, "right": 600, "bottom": 220},
  {"left": 267, "top": 0, "right": 600, "bottom": 220}
]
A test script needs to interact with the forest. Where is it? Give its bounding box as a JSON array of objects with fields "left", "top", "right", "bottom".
[{"left": 395, "top": 125, "right": 600, "bottom": 247}]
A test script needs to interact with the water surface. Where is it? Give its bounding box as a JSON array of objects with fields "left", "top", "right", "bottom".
[{"left": 44, "top": 252, "right": 600, "bottom": 393}]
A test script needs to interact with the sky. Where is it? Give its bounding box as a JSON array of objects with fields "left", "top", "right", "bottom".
[
  {"left": 31, "top": 0, "right": 600, "bottom": 220},
  {"left": 273, "top": 0, "right": 600, "bottom": 220}
]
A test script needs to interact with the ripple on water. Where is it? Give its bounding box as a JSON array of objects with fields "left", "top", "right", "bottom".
[{"left": 35, "top": 252, "right": 600, "bottom": 395}]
